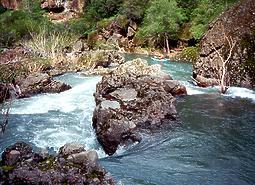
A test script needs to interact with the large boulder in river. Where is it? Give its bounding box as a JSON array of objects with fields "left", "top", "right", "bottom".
[
  {"left": 0, "top": 142, "right": 115, "bottom": 185},
  {"left": 18, "top": 73, "right": 71, "bottom": 98},
  {"left": 92, "top": 59, "right": 186, "bottom": 155},
  {"left": 194, "top": 0, "right": 255, "bottom": 88}
]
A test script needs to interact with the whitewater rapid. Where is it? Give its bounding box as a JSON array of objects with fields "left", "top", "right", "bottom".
[{"left": 2, "top": 64, "right": 255, "bottom": 158}]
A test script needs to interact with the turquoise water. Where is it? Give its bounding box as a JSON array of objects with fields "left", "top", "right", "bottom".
[{"left": 1, "top": 55, "right": 255, "bottom": 184}]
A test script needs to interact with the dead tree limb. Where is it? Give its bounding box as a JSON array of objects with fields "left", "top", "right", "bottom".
[{"left": 211, "top": 25, "right": 237, "bottom": 94}]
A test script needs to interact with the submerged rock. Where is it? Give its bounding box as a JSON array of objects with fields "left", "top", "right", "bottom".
[
  {"left": 93, "top": 59, "right": 186, "bottom": 155},
  {"left": 58, "top": 143, "right": 85, "bottom": 157},
  {"left": 0, "top": 142, "right": 115, "bottom": 185}
]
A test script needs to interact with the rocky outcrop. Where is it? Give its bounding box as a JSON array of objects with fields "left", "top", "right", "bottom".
[
  {"left": 0, "top": 142, "right": 115, "bottom": 185},
  {"left": 81, "top": 50, "right": 125, "bottom": 76},
  {"left": 88, "top": 16, "right": 138, "bottom": 50},
  {"left": 194, "top": 0, "right": 255, "bottom": 88},
  {"left": 17, "top": 73, "right": 71, "bottom": 98},
  {"left": 0, "top": 0, "right": 22, "bottom": 10},
  {"left": 41, "top": 0, "right": 86, "bottom": 13},
  {"left": 82, "top": 57, "right": 171, "bottom": 78},
  {"left": 92, "top": 59, "right": 186, "bottom": 155}
]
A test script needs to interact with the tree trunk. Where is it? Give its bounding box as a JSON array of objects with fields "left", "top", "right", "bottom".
[
  {"left": 165, "top": 37, "right": 170, "bottom": 57},
  {"left": 220, "top": 63, "right": 227, "bottom": 93}
]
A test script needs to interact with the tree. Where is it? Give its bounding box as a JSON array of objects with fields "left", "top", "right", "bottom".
[
  {"left": 211, "top": 25, "right": 236, "bottom": 94},
  {"left": 189, "top": 0, "right": 238, "bottom": 40},
  {"left": 138, "top": 0, "right": 186, "bottom": 55},
  {"left": 86, "top": 0, "right": 124, "bottom": 21},
  {"left": 121, "top": 0, "right": 150, "bottom": 21}
]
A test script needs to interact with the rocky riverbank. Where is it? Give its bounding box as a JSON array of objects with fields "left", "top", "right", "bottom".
[
  {"left": 0, "top": 46, "right": 125, "bottom": 103},
  {"left": 0, "top": 142, "right": 115, "bottom": 185},
  {"left": 194, "top": 0, "right": 255, "bottom": 88}
]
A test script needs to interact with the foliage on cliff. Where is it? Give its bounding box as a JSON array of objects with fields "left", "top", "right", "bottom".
[
  {"left": 137, "top": 0, "right": 186, "bottom": 47},
  {"left": 0, "top": 0, "right": 238, "bottom": 49}
]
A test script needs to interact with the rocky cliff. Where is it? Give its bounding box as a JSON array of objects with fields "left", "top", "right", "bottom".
[
  {"left": 194, "top": 0, "right": 255, "bottom": 88},
  {"left": 0, "top": 0, "right": 86, "bottom": 12},
  {"left": 0, "top": 0, "right": 22, "bottom": 9}
]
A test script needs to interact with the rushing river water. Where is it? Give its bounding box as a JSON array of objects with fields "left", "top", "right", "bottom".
[{"left": 1, "top": 55, "right": 255, "bottom": 184}]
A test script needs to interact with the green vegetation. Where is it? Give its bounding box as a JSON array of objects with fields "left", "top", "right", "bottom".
[
  {"left": 178, "top": 46, "right": 200, "bottom": 63},
  {"left": 1, "top": 165, "right": 15, "bottom": 171},
  {"left": 0, "top": 0, "right": 238, "bottom": 58},
  {"left": 22, "top": 28, "right": 77, "bottom": 61},
  {"left": 121, "top": 0, "right": 150, "bottom": 21},
  {"left": 138, "top": 0, "right": 186, "bottom": 48},
  {"left": 0, "top": 10, "right": 50, "bottom": 47},
  {"left": 189, "top": 0, "right": 237, "bottom": 40},
  {"left": 86, "top": 0, "right": 124, "bottom": 21}
]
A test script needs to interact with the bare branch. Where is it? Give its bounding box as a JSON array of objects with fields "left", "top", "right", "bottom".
[{"left": 210, "top": 24, "right": 236, "bottom": 94}]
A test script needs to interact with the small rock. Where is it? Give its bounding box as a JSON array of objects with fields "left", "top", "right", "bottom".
[
  {"left": 72, "top": 40, "right": 84, "bottom": 53},
  {"left": 67, "top": 151, "right": 99, "bottom": 164},
  {"left": 127, "top": 26, "right": 136, "bottom": 37},
  {"left": 6, "top": 150, "right": 20, "bottom": 166},
  {"left": 110, "top": 88, "right": 138, "bottom": 101},
  {"left": 2, "top": 142, "right": 33, "bottom": 165},
  {"left": 59, "top": 143, "right": 85, "bottom": 157},
  {"left": 163, "top": 80, "right": 187, "bottom": 96},
  {"left": 101, "top": 100, "right": 120, "bottom": 110}
]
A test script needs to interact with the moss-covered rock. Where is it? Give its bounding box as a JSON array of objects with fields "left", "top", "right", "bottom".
[{"left": 178, "top": 46, "right": 199, "bottom": 63}]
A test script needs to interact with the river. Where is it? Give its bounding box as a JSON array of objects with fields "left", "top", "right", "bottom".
[{"left": 0, "top": 54, "right": 255, "bottom": 185}]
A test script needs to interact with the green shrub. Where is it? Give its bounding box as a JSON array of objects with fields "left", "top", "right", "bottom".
[
  {"left": 97, "top": 17, "right": 115, "bottom": 30},
  {"left": 68, "top": 17, "right": 96, "bottom": 35},
  {"left": 0, "top": 10, "right": 51, "bottom": 47}
]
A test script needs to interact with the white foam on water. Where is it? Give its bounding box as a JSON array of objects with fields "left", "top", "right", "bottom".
[
  {"left": 11, "top": 75, "right": 107, "bottom": 157},
  {"left": 11, "top": 76, "right": 102, "bottom": 114},
  {"left": 225, "top": 87, "right": 255, "bottom": 102},
  {"left": 180, "top": 81, "right": 216, "bottom": 95}
]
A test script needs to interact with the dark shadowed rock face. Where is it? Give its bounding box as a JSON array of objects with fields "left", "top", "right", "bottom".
[
  {"left": 194, "top": 0, "right": 255, "bottom": 88},
  {"left": 92, "top": 59, "right": 186, "bottom": 155},
  {"left": 0, "top": 142, "right": 115, "bottom": 185},
  {"left": 0, "top": 83, "right": 9, "bottom": 103}
]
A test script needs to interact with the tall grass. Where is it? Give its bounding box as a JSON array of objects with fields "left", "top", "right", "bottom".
[{"left": 22, "top": 28, "right": 78, "bottom": 63}]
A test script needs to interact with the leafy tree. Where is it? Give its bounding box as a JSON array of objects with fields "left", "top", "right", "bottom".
[
  {"left": 138, "top": 0, "right": 186, "bottom": 53},
  {"left": 86, "top": 0, "right": 124, "bottom": 21},
  {"left": 121, "top": 0, "right": 150, "bottom": 21},
  {"left": 189, "top": 0, "right": 237, "bottom": 40}
]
